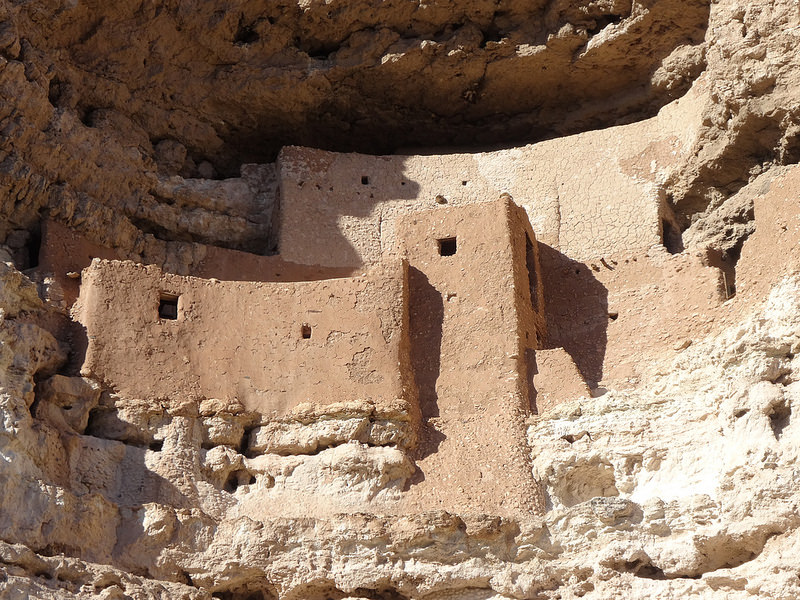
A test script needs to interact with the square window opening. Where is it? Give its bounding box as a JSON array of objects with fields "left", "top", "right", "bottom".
[
  {"left": 361, "top": 175, "right": 369, "bottom": 185},
  {"left": 438, "top": 237, "right": 457, "bottom": 256},
  {"left": 159, "top": 293, "right": 179, "bottom": 320},
  {"left": 301, "top": 324, "right": 312, "bottom": 339}
]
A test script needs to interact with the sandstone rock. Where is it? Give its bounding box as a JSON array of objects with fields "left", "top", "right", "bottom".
[{"left": 33, "top": 375, "right": 100, "bottom": 434}]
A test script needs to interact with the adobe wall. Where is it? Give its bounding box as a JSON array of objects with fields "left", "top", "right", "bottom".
[
  {"left": 735, "top": 165, "right": 800, "bottom": 308},
  {"left": 276, "top": 92, "right": 703, "bottom": 268},
  {"left": 76, "top": 259, "right": 416, "bottom": 425},
  {"left": 38, "top": 220, "right": 122, "bottom": 308},
  {"left": 395, "top": 198, "right": 544, "bottom": 515},
  {"left": 533, "top": 348, "right": 591, "bottom": 414},
  {"left": 38, "top": 219, "right": 354, "bottom": 300}
]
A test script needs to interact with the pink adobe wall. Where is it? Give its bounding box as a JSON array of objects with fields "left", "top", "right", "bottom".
[{"left": 77, "top": 259, "right": 417, "bottom": 425}]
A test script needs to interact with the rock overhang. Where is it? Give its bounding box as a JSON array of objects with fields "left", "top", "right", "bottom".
[{"left": 13, "top": 0, "right": 711, "bottom": 170}]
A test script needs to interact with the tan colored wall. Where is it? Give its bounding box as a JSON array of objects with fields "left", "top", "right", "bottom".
[
  {"left": 39, "top": 219, "right": 354, "bottom": 296},
  {"left": 395, "top": 198, "right": 544, "bottom": 516},
  {"left": 538, "top": 241, "right": 727, "bottom": 389},
  {"left": 38, "top": 220, "right": 122, "bottom": 308},
  {"left": 277, "top": 93, "right": 704, "bottom": 268},
  {"left": 74, "top": 199, "right": 553, "bottom": 517},
  {"left": 533, "top": 348, "right": 591, "bottom": 414},
  {"left": 77, "top": 260, "right": 416, "bottom": 424},
  {"left": 736, "top": 165, "right": 800, "bottom": 307}
]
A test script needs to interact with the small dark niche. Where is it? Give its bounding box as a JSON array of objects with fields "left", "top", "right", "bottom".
[
  {"left": 224, "top": 470, "right": 255, "bottom": 493},
  {"left": 234, "top": 24, "right": 259, "bottom": 45},
  {"left": 301, "top": 323, "right": 312, "bottom": 339},
  {"left": 27, "top": 228, "right": 42, "bottom": 269},
  {"left": 588, "top": 13, "right": 623, "bottom": 35},
  {"left": 661, "top": 218, "right": 684, "bottom": 255},
  {"left": 770, "top": 401, "right": 791, "bottom": 439},
  {"left": 48, "top": 78, "right": 63, "bottom": 107},
  {"left": 438, "top": 237, "right": 457, "bottom": 256},
  {"left": 361, "top": 175, "right": 370, "bottom": 185}
]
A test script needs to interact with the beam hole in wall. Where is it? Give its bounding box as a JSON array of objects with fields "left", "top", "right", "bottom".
[
  {"left": 361, "top": 175, "right": 369, "bottom": 185},
  {"left": 301, "top": 323, "right": 312, "bottom": 339},
  {"left": 462, "top": 180, "right": 468, "bottom": 186},
  {"left": 438, "top": 237, "right": 457, "bottom": 256},
  {"left": 158, "top": 293, "right": 179, "bottom": 320}
]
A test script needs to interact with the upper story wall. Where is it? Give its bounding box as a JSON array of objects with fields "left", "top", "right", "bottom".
[
  {"left": 76, "top": 260, "right": 416, "bottom": 423},
  {"left": 275, "top": 99, "right": 701, "bottom": 267}
]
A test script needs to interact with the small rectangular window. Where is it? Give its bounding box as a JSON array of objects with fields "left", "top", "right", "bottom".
[
  {"left": 301, "top": 324, "right": 312, "bottom": 339},
  {"left": 159, "top": 293, "right": 179, "bottom": 320},
  {"left": 438, "top": 237, "right": 457, "bottom": 256}
]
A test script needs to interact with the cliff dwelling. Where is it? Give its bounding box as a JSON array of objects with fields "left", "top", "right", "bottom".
[
  {"left": 64, "top": 195, "right": 579, "bottom": 517},
  {"left": 7, "top": 1, "right": 800, "bottom": 598}
]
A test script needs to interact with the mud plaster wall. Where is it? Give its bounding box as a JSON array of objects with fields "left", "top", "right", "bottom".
[
  {"left": 276, "top": 89, "right": 705, "bottom": 268},
  {"left": 395, "top": 198, "right": 544, "bottom": 516},
  {"left": 76, "top": 260, "right": 415, "bottom": 422},
  {"left": 38, "top": 219, "right": 354, "bottom": 296}
]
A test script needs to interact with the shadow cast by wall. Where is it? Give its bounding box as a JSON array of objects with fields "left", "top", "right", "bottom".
[
  {"left": 537, "top": 243, "right": 609, "bottom": 388},
  {"left": 408, "top": 267, "right": 446, "bottom": 463}
]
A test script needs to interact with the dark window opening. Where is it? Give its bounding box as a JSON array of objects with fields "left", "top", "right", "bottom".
[
  {"left": 361, "top": 175, "right": 369, "bottom": 185},
  {"left": 301, "top": 324, "right": 312, "bottom": 339},
  {"left": 159, "top": 293, "right": 179, "bottom": 320},
  {"left": 438, "top": 237, "right": 457, "bottom": 256},
  {"left": 462, "top": 180, "right": 468, "bottom": 186}
]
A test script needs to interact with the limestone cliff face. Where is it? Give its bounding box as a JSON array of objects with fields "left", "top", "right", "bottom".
[{"left": 3, "top": 0, "right": 800, "bottom": 599}]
